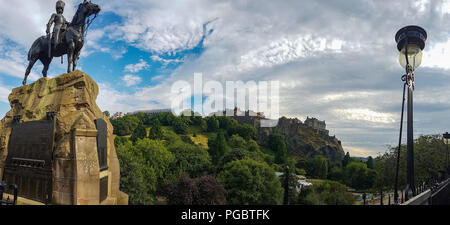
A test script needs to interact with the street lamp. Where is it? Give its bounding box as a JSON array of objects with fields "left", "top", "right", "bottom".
[
  {"left": 394, "top": 25, "right": 427, "bottom": 203},
  {"left": 443, "top": 132, "right": 450, "bottom": 178}
]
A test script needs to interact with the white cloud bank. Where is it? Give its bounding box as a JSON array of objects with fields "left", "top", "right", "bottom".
[{"left": 2, "top": 0, "right": 450, "bottom": 156}]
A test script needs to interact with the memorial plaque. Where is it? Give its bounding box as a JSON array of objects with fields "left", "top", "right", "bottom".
[
  {"left": 95, "top": 119, "right": 108, "bottom": 171},
  {"left": 100, "top": 176, "right": 108, "bottom": 203},
  {"left": 2, "top": 117, "right": 55, "bottom": 203}
]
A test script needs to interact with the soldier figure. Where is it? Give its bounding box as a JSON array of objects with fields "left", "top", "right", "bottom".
[{"left": 46, "top": 0, "right": 69, "bottom": 51}]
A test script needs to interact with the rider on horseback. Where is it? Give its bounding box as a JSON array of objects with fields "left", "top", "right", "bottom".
[
  {"left": 46, "top": 0, "right": 69, "bottom": 51},
  {"left": 23, "top": 0, "right": 101, "bottom": 85}
]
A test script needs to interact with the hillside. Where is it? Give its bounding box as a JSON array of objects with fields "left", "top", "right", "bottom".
[
  {"left": 258, "top": 117, "right": 345, "bottom": 162},
  {"left": 108, "top": 112, "right": 364, "bottom": 205},
  {"left": 111, "top": 112, "right": 345, "bottom": 162}
]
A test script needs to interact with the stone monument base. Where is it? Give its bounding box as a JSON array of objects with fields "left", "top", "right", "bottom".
[{"left": 0, "top": 71, "right": 128, "bottom": 205}]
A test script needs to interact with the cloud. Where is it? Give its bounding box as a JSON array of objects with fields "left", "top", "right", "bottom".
[
  {"left": 0, "top": 43, "right": 40, "bottom": 81},
  {"left": 0, "top": 0, "right": 78, "bottom": 48},
  {"left": 2, "top": 0, "right": 450, "bottom": 156},
  {"left": 151, "top": 55, "right": 183, "bottom": 66},
  {"left": 91, "top": 0, "right": 450, "bottom": 155},
  {"left": 99, "top": 0, "right": 216, "bottom": 54},
  {"left": 345, "top": 146, "right": 381, "bottom": 158},
  {"left": 335, "top": 108, "right": 396, "bottom": 124},
  {"left": 121, "top": 74, "right": 142, "bottom": 86},
  {"left": 96, "top": 82, "right": 171, "bottom": 114},
  {"left": 0, "top": 82, "right": 11, "bottom": 103},
  {"left": 124, "top": 59, "right": 150, "bottom": 73},
  {"left": 82, "top": 27, "right": 128, "bottom": 59}
]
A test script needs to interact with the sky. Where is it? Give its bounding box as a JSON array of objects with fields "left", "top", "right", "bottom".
[{"left": 1, "top": 0, "right": 450, "bottom": 157}]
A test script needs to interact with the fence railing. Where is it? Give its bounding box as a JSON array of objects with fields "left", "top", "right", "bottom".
[{"left": 403, "top": 178, "right": 450, "bottom": 205}]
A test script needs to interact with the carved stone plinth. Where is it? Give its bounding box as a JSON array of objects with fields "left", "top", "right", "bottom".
[{"left": 0, "top": 71, "right": 128, "bottom": 205}]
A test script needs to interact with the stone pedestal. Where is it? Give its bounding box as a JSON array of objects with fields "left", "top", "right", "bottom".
[{"left": 0, "top": 71, "right": 128, "bottom": 205}]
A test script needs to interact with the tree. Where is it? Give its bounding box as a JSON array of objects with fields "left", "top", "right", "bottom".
[
  {"left": 173, "top": 116, "right": 188, "bottom": 134},
  {"left": 209, "top": 131, "right": 227, "bottom": 165},
  {"left": 136, "top": 112, "right": 146, "bottom": 123},
  {"left": 206, "top": 116, "right": 220, "bottom": 132},
  {"left": 167, "top": 141, "right": 212, "bottom": 178},
  {"left": 149, "top": 119, "right": 163, "bottom": 140},
  {"left": 328, "top": 164, "right": 343, "bottom": 181},
  {"left": 218, "top": 148, "right": 257, "bottom": 170},
  {"left": 200, "top": 119, "right": 207, "bottom": 132},
  {"left": 372, "top": 135, "right": 448, "bottom": 192},
  {"left": 310, "top": 155, "right": 328, "bottom": 179},
  {"left": 342, "top": 152, "right": 351, "bottom": 168},
  {"left": 297, "top": 180, "right": 354, "bottom": 205},
  {"left": 103, "top": 111, "right": 110, "bottom": 117},
  {"left": 111, "top": 115, "right": 141, "bottom": 136},
  {"left": 373, "top": 151, "right": 397, "bottom": 192},
  {"left": 228, "top": 134, "right": 247, "bottom": 149},
  {"left": 268, "top": 133, "right": 287, "bottom": 164},
  {"left": 114, "top": 136, "right": 128, "bottom": 147},
  {"left": 166, "top": 173, "right": 226, "bottom": 205},
  {"left": 218, "top": 116, "right": 238, "bottom": 134},
  {"left": 366, "top": 156, "right": 374, "bottom": 169},
  {"left": 134, "top": 138, "right": 176, "bottom": 191},
  {"left": 165, "top": 113, "right": 176, "bottom": 125},
  {"left": 116, "top": 141, "right": 157, "bottom": 205},
  {"left": 414, "top": 135, "right": 447, "bottom": 183},
  {"left": 247, "top": 140, "right": 261, "bottom": 152},
  {"left": 142, "top": 113, "right": 154, "bottom": 126},
  {"left": 236, "top": 124, "right": 256, "bottom": 141},
  {"left": 343, "top": 161, "right": 373, "bottom": 190},
  {"left": 218, "top": 159, "right": 283, "bottom": 205},
  {"left": 130, "top": 123, "right": 147, "bottom": 142}
]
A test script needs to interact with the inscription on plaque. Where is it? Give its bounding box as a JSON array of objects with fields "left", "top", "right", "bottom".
[
  {"left": 2, "top": 117, "right": 55, "bottom": 204},
  {"left": 95, "top": 119, "right": 108, "bottom": 171}
]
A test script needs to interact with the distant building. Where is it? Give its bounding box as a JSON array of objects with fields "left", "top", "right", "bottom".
[
  {"left": 228, "top": 108, "right": 266, "bottom": 127},
  {"left": 305, "top": 117, "right": 329, "bottom": 136},
  {"left": 111, "top": 112, "right": 125, "bottom": 119}
]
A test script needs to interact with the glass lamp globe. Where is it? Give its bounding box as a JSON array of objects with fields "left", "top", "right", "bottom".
[{"left": 398, "top": 44, "right": 423, "bottom": 70}]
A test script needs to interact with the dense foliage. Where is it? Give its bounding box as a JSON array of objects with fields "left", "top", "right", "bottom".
[
  {"left": 371, "top": 135, "right": 449, "bottom": 192},
  {"left": 218, "top": 159, "right": 283, "bottom": 205},
  {"left": 268, "top": 133, "right": 287, "bottom": 164},
  {"left": 166, "top": 173, "right": 226, "bottom": 205},
  {"left": 297, "top": 180, "right": 355, "bottom": 205},
  {"left": 111, "top": 112, "right": 448, "bottom": 205}
]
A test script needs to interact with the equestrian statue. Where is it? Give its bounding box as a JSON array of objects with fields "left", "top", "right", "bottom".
[{"left": 22, "top": 0, "right": 101, "bottom": 85}]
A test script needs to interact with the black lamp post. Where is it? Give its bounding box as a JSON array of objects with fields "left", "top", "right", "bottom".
[
  {"left": 394, "top": 25, "right": 427, "bottom": 203},
  {"left": 443, "top": 132, "right": 450, "bottom": 178}
]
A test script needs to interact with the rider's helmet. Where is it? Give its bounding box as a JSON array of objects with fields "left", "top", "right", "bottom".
[{"left": 56, "top": 0, "right": 65, "bottom": 13}]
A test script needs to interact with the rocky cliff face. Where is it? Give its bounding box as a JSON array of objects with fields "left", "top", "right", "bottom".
[
  {"left": 258, "top": 117, "right": 345, "bottom": 162},
  {"left": 0, "top": 71, "right": 128, "bottom": 205}
]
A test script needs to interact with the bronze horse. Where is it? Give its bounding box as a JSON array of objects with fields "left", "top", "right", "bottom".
[{"left": 23, "top": 1, "right": 101, "bottom": 85}]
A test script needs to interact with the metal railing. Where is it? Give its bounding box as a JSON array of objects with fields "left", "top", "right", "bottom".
[{"left": 403, "top": 178, "right": 450, "bottom": 205}]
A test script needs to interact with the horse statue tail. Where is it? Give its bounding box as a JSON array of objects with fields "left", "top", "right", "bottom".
[{"left": 28, "top": 37, "right": 43, "bottom": 61}]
